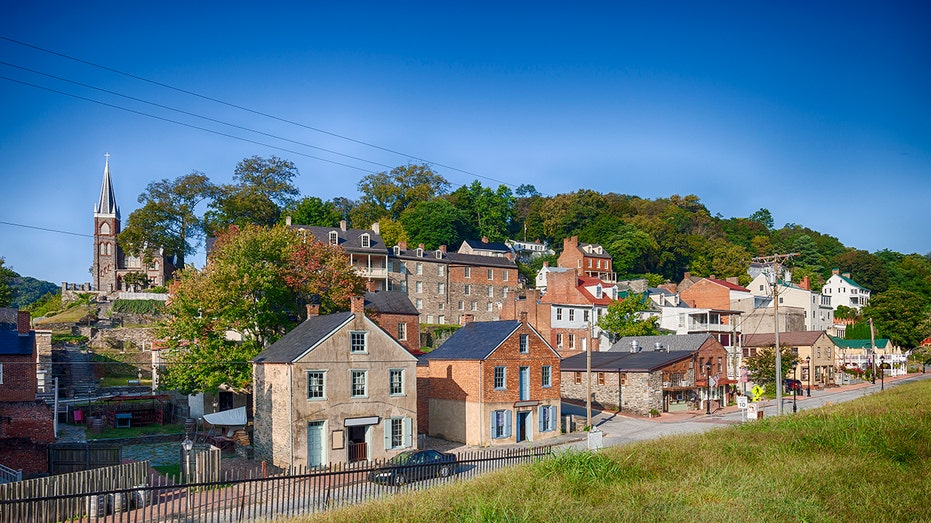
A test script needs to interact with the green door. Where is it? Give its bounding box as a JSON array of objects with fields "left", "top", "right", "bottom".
[{"left": 308, "top": 421, "right": 325, "bottom": 467}]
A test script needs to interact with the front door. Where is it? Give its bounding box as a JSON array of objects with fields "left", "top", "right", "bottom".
[
  {"left": 516, "top": 411, "right": 531, "bottom": 443},
  {"left": 348, "top": 425, "right": 369, "bottom": 463},
  {"left": 307, "top": 421, "right": 325, "bottom": 467}
]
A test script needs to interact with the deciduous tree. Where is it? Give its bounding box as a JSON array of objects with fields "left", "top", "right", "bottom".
[
  {"left": 205, "top": 156, "right": 300, "bottom": 233},
  {"left": 745, "top": 346, "right": 798, "bottom": 389},
  {"left": 0, "top": 257, "right": 14, "bottom": 307},
  {"left": 597, "top": 293, "right": 661, "bottom": 338},
  {"left": 863, "top": 288, "right": 930, "bottom": 348}
]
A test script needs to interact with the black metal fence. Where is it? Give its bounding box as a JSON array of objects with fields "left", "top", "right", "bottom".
[{"left": 0, "top": 445, "right": 553, "bottom": 523}]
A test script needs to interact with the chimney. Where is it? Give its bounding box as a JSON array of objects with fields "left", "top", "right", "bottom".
[
  {"left": 306, "top": 304, "right": 320, "bottom": 318},
  {"left": 726, "top": 277, "right": 738, "bottom": 285},
  {"left": 350, "top": 296, "right": 365, "bottom": 314},
  {"left": 542, "top": 262, "right": 549, "bottom": 268},
  {"left": 481, "top": 236, "right": 489, "bottom": 244},
  {"left": 832, "top": 268, "right": 839, "bottom": 275},
  {"left": 842, "top": 272, "right": 851, "bottom": 279},
  {"left": 519, "top": 311, "right": 528, "bottom": 324},
  {"left": 285, "top": 215, "right": 292, "bottom": 226},
  {"left": 800, "top": 276, "right": 811, "bottom": 291},
  {"left": 630, "top": 339, "right": 639, "bottom": 353},
  {"left": 683, "top": 272, "right": 691, "bottom": 280},
  {"left": 17, "top": 310, "right": 30, "bottom": 335},
  {"left": 438, "top": 245, "right": 446, "bottom": 253},
  {"left": 371, "top": 222, "right": 380, "bottom": 234},
  {"left": 398, "top": 241, "right": 407, "bottom": 250},
  {"left": 340, "top": 220, "right": 347, "bottom": 231},
  {"left": 460, "top": 314, "right": 474, "bottom": 326},
  {"left": 709, "top": 274, "right": 716, "bottom": 280}
]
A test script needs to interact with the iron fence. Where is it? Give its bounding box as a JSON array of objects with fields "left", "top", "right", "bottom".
[{"left": 0, "top": 445, "right": 552, "bottom": 523}]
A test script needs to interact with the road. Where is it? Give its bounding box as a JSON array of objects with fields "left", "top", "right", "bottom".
[{"left": 560, "top": 372, "right": 931, "bottom": 451}]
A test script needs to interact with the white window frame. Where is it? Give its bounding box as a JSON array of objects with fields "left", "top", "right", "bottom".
[
  {"left": 541, "top": 366, "right": 552, "bottom": 388},
  {"left": 397, "top": 322, "right": 407, "bottom": 341},
  {"left": 360, "top": 233, "right": 370, "bottom": 248},
  {"left": 494, "top": 366, "right": 506, "bottom": 389},
  {"left": 487, "top": 269, "right": 494, "bottom": 280},
  {"left": 416, "top": 262, "right": 423, "bottom": 275},
  {"left": 503, "top": 271, "right": 509, "bottom": 282},
  {"left": 519, "top": 334, "right": 529, "bottom": 353},
  {"left": 464, "top": 266, "right": 471, "bottom": 278},
  {"left": 389, "top": 369, "right": 404, "bottom": 396},
  {"left": 350, "top": 370, "right": 368, "bottom": 398},
  {"left": 350, "top": 331, "right": 368, "bottom": 353},
  {"left": 383, "top": 417, "right": 413, "bottom": 450},
  {"left": 464, "top": 284, "right": 471, "bottom": 296},
  {"left": 307, "top": 370, "right": 326, "bottom": 400}
]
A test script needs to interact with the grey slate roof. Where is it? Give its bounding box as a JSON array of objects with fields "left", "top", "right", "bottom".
[
  {"left": 607, "top": 334, "right": 713, "bottom": 353},
  {"left": 420, "top": 320, "right": 521, "bottom": 361},
  {"left": 560, "top": 349, "right": 692, "bottom": 373},
  {"left": 364, "top": 291, "right": 418, "bottom": 315},
  {"left": 390, "top": 248, "right": 517, "bottom": 268},
  {"left": 461, "top": 239, "right": 512, "bottom": 254},
  {"left": 291, "top": 225, "right": 387, "bottom": 255},
  {"left": 253, "top": 311, "right": 354, "bottom": 364},
  {"left": 0, "top": 330, "right": 35, "bottom": 356}
]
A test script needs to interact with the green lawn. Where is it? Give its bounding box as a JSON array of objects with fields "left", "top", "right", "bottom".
[
  {"left": 308, "top": 379, "right": 931, "bottom": 523},
  {"left": 84, "top": 422, "right": 185, "bottom": 440}
]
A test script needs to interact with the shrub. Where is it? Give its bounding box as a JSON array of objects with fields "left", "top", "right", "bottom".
[{"left": 111, "top": 299, "right": 165, "bottom": 315}]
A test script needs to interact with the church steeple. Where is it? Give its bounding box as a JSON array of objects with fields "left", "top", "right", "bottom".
[{"left": 94, "top": 153, "right": 120, "bottom": 219}]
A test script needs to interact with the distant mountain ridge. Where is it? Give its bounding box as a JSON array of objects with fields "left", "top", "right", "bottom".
[{"left": 11, "top": 275, "right": 58, "bottom": 309}]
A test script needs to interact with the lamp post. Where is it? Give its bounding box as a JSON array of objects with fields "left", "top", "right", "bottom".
[
  {"left": 805, "top": 356, "right": 811, "bottom": 397},
  {"left": 880, "top": 355, "right": 885, "bottom": 391},
  {"left": 182, "top": 437, "right": 193, "bottom": 484},
  {"left": 792, "top": 361, "right": 798, "bottom": 413},
  {"left": 705, "top": 361, "right": 712, "bottom": 415}
]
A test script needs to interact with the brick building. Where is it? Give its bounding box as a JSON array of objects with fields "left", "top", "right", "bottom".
[
  {"left": 418, "top": 315, "right": 560, "bottom": 445},
  {"left": 557, "top": 236, "right": 615, "bottom": 283},
  {"left": 0, "top": 309, "right": 54, "bottom": 477},
  {"left": 252, "top": 297, "right": 418, "bottom": 469},
  {"left": 363, "top": 291, "right": 421, "bottom": 354}
]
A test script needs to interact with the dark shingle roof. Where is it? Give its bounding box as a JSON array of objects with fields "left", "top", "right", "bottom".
[
  {"left": 254, "top": 312, "right": 354, "bottom": 363},
  {"left": 421, "top": 320, "right": 521, "bottom": 360},
  {"left": 0, "top": 330, "right": 35, "bottom": 356},
  {"left": 743, "top": 331, "right": 826, "bottom": 348},
  {"left": 561, "top": 350, "right": 691, "bottom": 373},
  {"left": 607, "top": 334, "right": 713, "bottom": 353},
  {"left": 389, "top": 247, "right": 517, "bottom": 269},
  {"left": 461, "top": 239, "right": 512, "bottom": 253},
  {"left": 291, "top": 225, "right": 387, "bottom": 254},
  {"left": 364, "top": 291, "right": 418, "bottom": 315}
]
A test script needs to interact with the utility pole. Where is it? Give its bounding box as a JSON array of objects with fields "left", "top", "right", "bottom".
[
  {"left": 869, "top": 317, "right": 876, "bottom": 384},
  {"left": 753, "top": 253, "right": 798, "bottom": 415}
]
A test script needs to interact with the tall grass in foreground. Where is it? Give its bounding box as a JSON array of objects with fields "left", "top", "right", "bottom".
[{"left": 309, "top": 380, "right": 931, "bottom": 523}]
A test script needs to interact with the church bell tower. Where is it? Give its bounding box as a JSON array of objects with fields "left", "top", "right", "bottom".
[{"left": 93, "top": 153, "right": 121, "bottom": 292}]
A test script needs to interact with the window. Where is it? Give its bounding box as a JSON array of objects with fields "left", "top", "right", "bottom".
[
  {"left": 519, "top": 334, "right": 529, "bottom": 353},
  {"left": 595, "top": 286, "right": 603, "bottom": 299},
  {"left": 384, "top": 417, "right": 413, "bottom": 450},
  {"left": 717, "top": 357, "right": 722, "bottom": 373},
  {"left": 464, "top": 267, "right": 471, "bottom": 278},
  {"left": 491, "top": 410, "right": 511, "bottom": 439},
  {"left": 568, "top": 334, "right": 575, "bottom": 349},
  {"left": 416, "top": 262, "right": 423, "bottom": 275},
  {"left": 438, "top": 265, "right": 444, "bottom": 276},
  {"left": 598, "top": 372, "right": 605, "bottom": 385},
  {"left": 415, "top": 281, "right": 423, "bottom": 293},
  {"left": 438, "top": 283, "right": 445, "bottom": 294},
  {"left": 471, "top": 301, "right": 477, "bottom": 311},
  {"left": 539, "top": 405, "right": 556, "bottom": 432},
  {"left": 438, "top": 302, "right": 445, "bottom": 310},
  {"left": 556, "top": 334, "right": 563, "bottom": 349},
  {"left": 99, "top": 222, "right": 110, "bottom": 235},
  {"left": 464, "top": 284, "right": 471, "bottom": 295},
  {"left": 393, "top": 245, "right": 400, "bottom": 256},
  {"left": 351, "top": 370, "right": 367, "bottom": 398},
  {"left": 457, "top": 301, "right": 464, "bottom": 310},
  {"left": 568, "top": 309, "right": 575, "bottom": 322},
  {"left": 487, "top": 269, "right": 494, "bottom": 280},
  {"left": 328, "top": 231, "right": 338, "bottom": 245},
  {"left": 486, "top": 302, "right": 493, "bottom": 312},
  {"left": 494, "top": 366, "right": 506, "bottom": 389},
  {"left": 503, "top": 271, "right": 509, "bottom": 282},
  {"left": 541, "top": 365, "right": 552, "bottom": 388},
  {"left": 438, "top": 315, "right": 445, "bottom": 324},
  {"left": 307, "top": 371, "right": 325, "bottom": 399},
  {"left": 361, "top": 233, "right": 370, "bottom": 248},
  {"left": 574, "top": 371, "right": 582, "bottom": 384},
  {"left": 389, "top": 369, "right": 404, "bottom": 395},
  {"left": 415, "top": 298, "right": 423, "bottom": 309},
  {"left": 556, "top": 308, "right": 563, "bottom": 321},
  {"left": 350, "top": 331, "right": 367, "bottom": 353},
  {"left": 397, "top": 322, "right": 407, "bottom": 341},
  {"left": 487, "top": 286, "right": 494, "bottom": 297},
  {"left": 426, "top": 315, "right": 434, "bottom": 323},
  {"left": 584, "top": 310, "right": 590, "bottom": 322}
]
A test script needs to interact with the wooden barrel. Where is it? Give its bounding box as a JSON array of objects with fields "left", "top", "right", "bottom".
[{"left": 184, "top": 417, "right": 197, "bottom": 434}]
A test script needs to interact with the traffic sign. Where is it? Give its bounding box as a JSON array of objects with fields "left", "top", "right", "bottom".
[
  {"left": 737, "top": 396, "right": 748, "bottom": 409},
  {"left": 747, "top": 403, "right": 758, "bottom": 419},
  {"left": 750, "top": 385, "right": 766, "bottom": 402}
]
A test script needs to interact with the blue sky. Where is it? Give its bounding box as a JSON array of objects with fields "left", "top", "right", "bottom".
[{"left": 1, "top": 2, "right": 929, "bottom": 285}]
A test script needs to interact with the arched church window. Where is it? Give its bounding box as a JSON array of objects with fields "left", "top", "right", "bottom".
[
  {"left": 100, "top": 222, "right": 110, "bottom": 235},
  {"left": 100, "top": 243, "right": 106, "bottom": 255}
]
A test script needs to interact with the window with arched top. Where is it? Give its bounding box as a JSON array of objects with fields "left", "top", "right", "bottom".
[
  {"left": 99, "top": 222, "right": 110, "bottom": 235},
  {"left": 99, "top": 243, "right": 106, "bottom": 255},
  {"left": 105, "top": 243, "right": 112, "bottom": 255},
  {"left": 328, "top": 231, "right": 338, "bottom": 245}
]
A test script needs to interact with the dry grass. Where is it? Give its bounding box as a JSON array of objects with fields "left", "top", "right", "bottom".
[{"left": 303, "top": 379, "right": 931, "bottom": 523}]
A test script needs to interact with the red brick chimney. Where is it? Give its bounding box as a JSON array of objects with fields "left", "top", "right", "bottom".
[
  {"left": 519, "top": 311, "right": 528, "bottom": 324},
  {"left": 398, "top": 241, "right": 407, "bottom": 250},
  {"left": 17, "top": 310, "right": 30, "bottom": 335},
  {"left": 366, "top": 280, "right": 376, "bottom": 292},
  {"left": 438, "top": 245, "right": 446, "bottom": 253},
  {"left": 350, "top": 296, "right": 365, "bottom": 314},
  {"left": 800, "top": 276, "right": 811, "bottom": 291},
  {"left": 726, "top": 277, "right": 739, "bottom": 285},
  {"left": 306, "top": 304, "right": 320, "bottom": 318},
  {"left": 481, "top": 236, "right": 489, "bottom": 244}
]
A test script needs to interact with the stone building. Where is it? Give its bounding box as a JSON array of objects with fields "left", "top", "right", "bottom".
[
  {"left": 252, "top": 297, "right": 417, "bottom": 469},
  {"left": 288, "top": 219, "right": 390, "bottom": 292},
  {"left": 418, "top": 314, "right": 561, "bottom": 446}
]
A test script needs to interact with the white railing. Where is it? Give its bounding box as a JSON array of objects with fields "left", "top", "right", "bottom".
[
  {"left": 0, "top": 463, "right": 22, "bottom": 485},
  {"left": 117, "top": 292, "right": 169, "bottom": 301},
  {"left": 356, "top": 267, "right": 388, "bottom": 278}
]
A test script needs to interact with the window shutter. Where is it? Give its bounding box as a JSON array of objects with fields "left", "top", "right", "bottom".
[
  {"left": 538, "top": 406, "right": 545, "bottom": 433},
  {"left": 490, "top": 411, "right": 497, "bottom": 439},
  {"left": 505, "top": 410, "right": 512, "bottom": 438},
  {"left": 383, "top": 420, "right": 392, "bottom": 450},
  {"left": 403, "top": 417, "right": 413, "bottom": 448}
]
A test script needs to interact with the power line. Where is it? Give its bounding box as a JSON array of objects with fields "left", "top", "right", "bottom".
[
  {"left": 0, "top": 35, "right": 517, "bottom": 188},
  {"left": 0, "top": 220, "right": 91, "bottom": 238}
]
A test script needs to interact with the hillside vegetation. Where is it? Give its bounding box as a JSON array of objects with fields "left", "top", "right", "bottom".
[{"left": 309, "top": 379, "right": 931, "bottom": 523}]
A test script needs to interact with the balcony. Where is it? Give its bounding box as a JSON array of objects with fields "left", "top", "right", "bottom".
[{"left": 355, "top": 267, "right": 388, "bottom": 279}]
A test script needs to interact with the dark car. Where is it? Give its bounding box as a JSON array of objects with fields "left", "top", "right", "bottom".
[
  {"left": 784, "top": 379, "right": 803, "bottom": 393},
  {"left": 367, "top": 449, "right": 457, "bottom": 486}
]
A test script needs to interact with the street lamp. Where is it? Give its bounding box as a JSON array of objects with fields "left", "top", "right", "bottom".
[
  {"left": 880, "top": 355, "right": 885, "bottom": 391},
  {"left": 791, "top": 361, "right": 798, "bottom": 413},
  {"left": 805, "top": 356, "right": 812, "bottom": 397},
  {"left": 705, "top": 361, "right": 712, "bottom": 415},
  {"left": 182, "top": 437, "right": 193, "bottom": 484}
]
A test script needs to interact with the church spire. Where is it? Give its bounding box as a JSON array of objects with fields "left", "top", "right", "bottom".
[{"left": 94, "top": 153, "right": 120, "bottom": 219}]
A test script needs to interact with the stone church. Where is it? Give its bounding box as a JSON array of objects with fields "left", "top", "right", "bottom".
[{"left": 92, "top": 154, "right": 174, "bottom": 293}]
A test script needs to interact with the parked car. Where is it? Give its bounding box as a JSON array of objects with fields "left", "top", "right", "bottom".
[
  {"left": 784, "top": 379, "right": 803, "bottom": 393},
  {"left": 367, "top": 449, "right": 457, "bottom": 486}
]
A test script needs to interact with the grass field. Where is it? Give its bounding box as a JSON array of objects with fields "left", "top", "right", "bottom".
[{"left": 306, "top": 379, "right": 931, "bottom": 523}]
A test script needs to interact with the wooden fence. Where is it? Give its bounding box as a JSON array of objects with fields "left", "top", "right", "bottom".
[
  {"left": 49, "top": 443, "right": 121, "bottom": 475},
  {"left": 0, "top": 445, "right": 553, "bottom": 522}
]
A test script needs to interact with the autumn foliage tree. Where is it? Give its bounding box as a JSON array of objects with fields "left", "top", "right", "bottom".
[{"left": 157, "top": 224, "right": 366, "bottom": 394}]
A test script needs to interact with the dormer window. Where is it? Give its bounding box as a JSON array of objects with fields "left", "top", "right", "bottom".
[
  {"left": 435, "top": 251, "right": 442, "bottom": 259},
  {"left": 595, "top": 285, "right": 603, "bottom": 298},
  {"left": 416, "top": 248, "right": 424, "bottom": 257},
  {"left": 393, "top": 246, "right": 400, "bottom": 256},
  {"left": 328, "top": 231, "right": 338, "bottom": 245},
  {"left": 361, "top": 233, "right": 370, "bottom": 248}
]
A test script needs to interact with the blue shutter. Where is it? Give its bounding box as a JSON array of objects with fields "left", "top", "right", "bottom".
[
  {"left": 490, "top": 411, "right": 497, "bottom": 439},
  {"left": 505, "top": 410, "right": 512, "bottom": 438},
  {"left": 402, "top": 417, "right": 413, "bottom": 448},
  {"left": 383, "top": 419, "right": 392, "bottom": 450},
  {"left": 538, "top": 406, "right": 545, "bottom": 432}
]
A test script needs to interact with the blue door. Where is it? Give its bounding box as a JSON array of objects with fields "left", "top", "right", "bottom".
[
  {"left": 519, "top": 366, "right": 530, "bottom": 400},
  {"left": 308, "top": 421, "right": 325, "bottom": 467},
  {"left": 516, "top": 411, "right": 531, "bottom": 443}
]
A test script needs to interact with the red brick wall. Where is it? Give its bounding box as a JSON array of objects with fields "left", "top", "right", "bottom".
[
  {"left": 0, "top": 401, "right": 55, "bottom": 443},
  {"left": 0, "top": 438, "right": 49, "bottom": 477},
  {"left": 0, "top": 354, "right": 37, "bottom": 402},
  {"left": 481, "top": 323, "right": 562, "bottom": 403},
  {"left": 370, "top": 311, "right": 421, "bottom": 353},
  {"left": 680, "top": 279, "right": 730, "bottom": 311}
]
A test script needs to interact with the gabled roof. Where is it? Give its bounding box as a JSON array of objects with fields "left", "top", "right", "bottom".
[
  {"left": 706, "top": 278, "right": 750, "bottom": 292},
  {"left": 607, "top": 333, "right": 714, "bottom": 353},
  {"left": 292, "top": 225, "right": 387, "bottom": 255},
  {"left": 364, "top": 291, "right": 418, "bottom": 316},
  {"left": 829, "top": 336, "right": 893, "bottom": 350},
  {"left": 575, "top": 241, "right": 612, "bottom": 259},
  {"left": 461, "top": 239, "right": 511, "bottom": 253},
  {"left": 836, "top": 274, "right": 868, "bottom": 290},
  {"left": 561, "top": 349, "right": 692, "bottom": 373},
  {"left": 744, "top": 331, "right": 828, "bottom": 347},
  {"left": 253, "top": 312, "right": 354, "bottom": 363},
  {"left": 389, "top": 247, "right": 517, "bottom": 268},
  {"left": 420, "top": 320, "right": 521, "bottom": 360}
]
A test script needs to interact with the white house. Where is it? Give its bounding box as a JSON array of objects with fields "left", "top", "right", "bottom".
[{"left": 748, "top": 273, "right": 834, "bottom": 332}]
